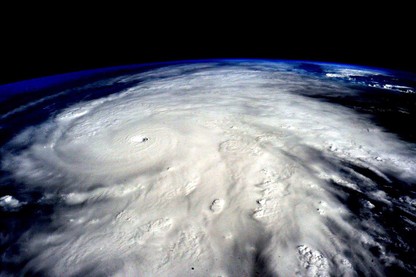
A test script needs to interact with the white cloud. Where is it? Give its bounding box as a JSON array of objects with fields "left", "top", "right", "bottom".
[{"left": 2, "top": 63, "right": 415, "bottom": 276}]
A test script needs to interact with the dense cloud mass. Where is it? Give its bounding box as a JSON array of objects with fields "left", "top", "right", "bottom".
[{"left": 1, "top": 62, "right": 416, "bottom": 276}]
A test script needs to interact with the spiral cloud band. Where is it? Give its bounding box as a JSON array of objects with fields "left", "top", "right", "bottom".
[{"left": 2, "top": 62, "right": 416, "bottom": 276}]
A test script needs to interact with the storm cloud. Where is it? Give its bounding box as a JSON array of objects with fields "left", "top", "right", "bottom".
[{"left": 2, "top": 62, "right": 415, "bottom": 276}]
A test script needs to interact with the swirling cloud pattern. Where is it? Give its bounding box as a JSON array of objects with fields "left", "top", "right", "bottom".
[{"left": 1, "top": 62, "right": 415, "bottom": 276}]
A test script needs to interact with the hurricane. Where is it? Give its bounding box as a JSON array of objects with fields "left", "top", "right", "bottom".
[{"left": 1, "top": 60, "right": 415, "bottom": 276}]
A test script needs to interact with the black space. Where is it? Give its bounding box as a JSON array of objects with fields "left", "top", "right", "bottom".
[{"left": 1, "top": 8, "right": 414, "bottom": 85}]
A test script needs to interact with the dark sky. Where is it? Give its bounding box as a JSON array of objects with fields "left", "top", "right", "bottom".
[{"left": 1, "top": 9, "right": 414, "bottom": 85}]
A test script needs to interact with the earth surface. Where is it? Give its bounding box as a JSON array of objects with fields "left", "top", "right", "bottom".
[{"left": 0, "top": 60, "right": 415, "bottom": 276}]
